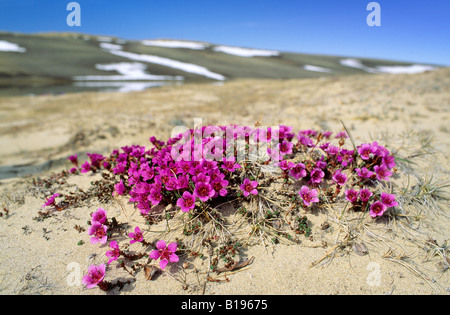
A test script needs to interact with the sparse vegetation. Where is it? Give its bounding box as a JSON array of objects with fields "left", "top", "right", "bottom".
[
  {"left": 0, "top": 67, "right": 448, "bottom": 295},
  {"left": 36, "top": 122, "right": 409, "bottom": 292}
]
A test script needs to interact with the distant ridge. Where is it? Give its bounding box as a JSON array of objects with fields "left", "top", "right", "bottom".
[{"left": 0, "top": 31, "right": 441, "bottom": 86}]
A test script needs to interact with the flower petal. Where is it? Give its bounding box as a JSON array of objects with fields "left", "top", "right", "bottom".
[
  {"left": 167, "top": 242, "right": 178, "bottom": 252},
  {"left": 156, "top": 240, "right": 166, "bottom": 250},
  {"left": 149, "top": 249, "right": 161, "bottom": 260},
  {"left": 82, "top": 275, "right": 94, "bottom": 287},
  {"left": 98, "top": 264, "right": 106, "bottom": 274},
  {"left": 169, "top": 253, "right": 179, "bottom": 263},
  {"left": 90, "top": 237, "right": 99, "bottom": 244},
  {"left": 182, "top": 191, "right": 192, "bottom": 199},
  {"left": 159, "top": 259, "right": 169, "bottom": 270}
]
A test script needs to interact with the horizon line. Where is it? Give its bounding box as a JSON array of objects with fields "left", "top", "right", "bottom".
[{"left": 0, "top": 29, "right": 448, "bottom": 67}]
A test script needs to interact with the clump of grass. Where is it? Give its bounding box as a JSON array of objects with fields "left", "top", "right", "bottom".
[
  {"left": 375, "top": 128, "right": 449, "bottom": 218},
  {"left": 381, "top": 129, "right": 436, "bottom": 174},
  {"left": 397, "top": 175, "right": 449, "bottom": 218}
]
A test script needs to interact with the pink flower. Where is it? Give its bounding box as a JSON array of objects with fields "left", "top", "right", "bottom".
[
  {"left": 345, "top": 189, "right": 359, "bottom": 203},
  {"left": 211, "top": 178, "right": 229, "bottom": 198},
  {"left": 369, "top": 201, "right": 387, "bottom": 218},
  {"left": 178, "top": 161, "right": 191, "bottom": 174},
  {"left": 279, "top": 160, "right": 294, "bottom": 171},
  {"left": 298, "top": 134, "right": 314, "bottom": 147},
  {"left": 278, "top": 140, "right": 294, "bottom": 155},
  {"left": 87, "top": 153, "right": 105, "bottom": 168},
  {"left": 337, "top": 149, "right": 354, "bottom": 167},
  {"left": 177, "top": 191, "right": 196, "bottom": 213},
  {"left": 316, "top": 156, "right": 327, "bottom": 169},
  {"left": 239, "top": 178, "right": 258, "bottom": 197},
  {"left": 137, "top": 204, "right": 151, "bottom": 216},
  {"left": 382, "top": 155, "right": 396, "bottom": 169},
  {"left": 318, "top": 160, "right": 328, "bottom": 170},
  {"left": 310, "top": 168, "right": 325, "bottom": 184},
  {"left": 280, "top": 125, "right": 295, "bottom": 140},
  {"left": 299, "top": 185, "right": 319, "bottom": 206},
  {"left": 289, "top": 163, "right": 307, "bottom": 180},
  {"left": 91, "top": 207, "right": 107, "bottom": 225},
  {"left": 267, "top": 147, "right": 282, "bottom": 162},
  {"left": 258, "top": 126, "right": 273, "bottom": 142},
  {"left": 150, "top": 136, "right": 164, "bottom": 148},
  {"left": 335, "top": 131, "right": 348, "bottom": 139},
  {"left": 192, "top": 173, "right": 210, "bottom": 184},
  {"left": 320, "top": 142, "right": 330, "bottom": 151},
  {"left": 380, "top": 192, "right": 398, "bottom": 208},
  {"left": 113, "top": 161, "right": 127, "bottom": 174},
  {"left": 298, "top": 129, "right": 316, "bottom": 137},
  {"left": 149, "top": 240, "right": 179, "bottom": 270},
  {"left": 80, "top": 161, "right": 91, "bottom": 173},
  {"left": 165, "top": 177, "right": 178, "bottom": 191},
  {"left": 359, "top": 188, "right": 373, "bottom": 202},
  {"left": 42, "top": 193, "right": 60, "bottom": 208},
  {"left": 355, "top": 167, "right": 374, "bottom": 179},
  {"left": 67, "top": 154, "right": 78, "bottom": 166},
  {"left": 139, "top": 163, "right": 155, "bottom": 181},
  {"left": 332, "top": 169, "right": 348, "bottom": 186},
  {"left": 114, "top": 180, "right": 126, "bottom": 196},
  {"left": 371, "top": 141, "right": 389, "bottom": 158},
  {"left": 82, "top": 264, "right": 106, "bottom": 289},
  {"left": 88, "top": 223, "right": 108, "bottom": 244},
  {"left": 358, "top": 143, "right": 377, "bottom": 160},
  {"left": 176, "top": 175, "right": 189, "bottom": 189},
  {"left": 373, "top": 164, "right": 393, "bottom": 181},
  {"left": 325, "top": 145, "right": 339, "bottom": 156},
  {"left": 105, "top": 241, "right": 120, "bottom": 265},
  {"left": 129, "top": 226, "right": 143, "bottom": 244},
  {"left": 221, "top": 156, "right": 241, "bottom": 173},
  {"left": 155, "top": 168, "right": 171, "bottom": 185},
  {"left": 148, "top": 188, "right": 163, "bottom": 206},
  {"left": 189, "top": 164, "right": 204, "bottom": 177},
  {"left": 193, "top": 181, "right": 215, "bottom": 202}
]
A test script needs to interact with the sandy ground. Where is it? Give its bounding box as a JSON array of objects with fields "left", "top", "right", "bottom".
[{"left": 0, "top": 68, "right": 449, "bottom": 295}]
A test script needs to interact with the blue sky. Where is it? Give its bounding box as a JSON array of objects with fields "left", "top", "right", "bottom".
[{"left": 0, "top": 0, "right": 449, "bottom": 65}]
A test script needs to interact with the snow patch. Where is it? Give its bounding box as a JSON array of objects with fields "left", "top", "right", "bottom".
[
  {"left": 375, "top": 64, "right": 436, "bottom": 74},
  {"left": 78, "top": 39, "right": 226, "bottom": 82},
  {"left": 213, "top": 45, "right": 279, "bottom": 57},
  {"left": 340, "top": 58, "right": 436, "bottom": 74},
  {"left": 109, "top": 50, "right": 225, "bottom": 80},
  {"left": 73, "top": 62, "right": 183, "bottom": 81},
  {"left": 99, "top": 42, "right": 122, "bottom": 51},
  {"left": 304, "top": 65, "right": 333, "bottom": 73},
  {"left": 339, "top": 58, "right": 378, "bottom": 73},
  {"left": 0, "top": 40, "right": 26, "bottom": 53},
  {"left": 141, "top": 40, "right": 209, "bottom": 50}
]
